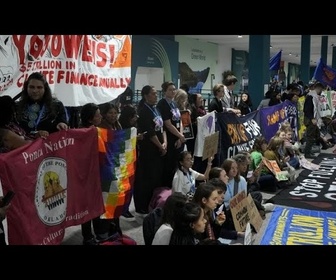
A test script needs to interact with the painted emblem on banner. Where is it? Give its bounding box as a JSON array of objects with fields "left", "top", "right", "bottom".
[{"left": 35, "top": 157, "right": 67, "bottom": 225}]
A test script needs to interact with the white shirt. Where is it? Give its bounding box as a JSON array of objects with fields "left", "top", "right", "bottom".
[
  {"left": 172, "top": 168, "right": 201, "bottom": 197},
  {"left": 152, "top": 224, "right": 173, "bottom": 245}
]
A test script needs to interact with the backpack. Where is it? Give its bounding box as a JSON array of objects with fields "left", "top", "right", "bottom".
[
  {"left": 148, "top": 187, "right": 172, "bottom": 212},
  {"left": 142, "top": 207, "right": 163, "bottom": 245}
]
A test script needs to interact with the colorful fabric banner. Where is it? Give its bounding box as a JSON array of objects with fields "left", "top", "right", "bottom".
[
  {"left": 97, "top": 127, "right": 137, "bottom": 219},
  {"left": 313, "top": 58, "right": 336, "bottom": 89},
  {"left": 0, "top": 35, "right": 132, "bottom": 106},
  {"left": 0, "top": 127, "right": 105, "bottom": 245},
  {"left": 260, "top": 206, "right": 336, "bottom": 245}
]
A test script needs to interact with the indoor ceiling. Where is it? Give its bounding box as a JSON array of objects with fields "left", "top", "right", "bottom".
[{"left": 184, "top": 35, "right": 336, "bottom": 67}]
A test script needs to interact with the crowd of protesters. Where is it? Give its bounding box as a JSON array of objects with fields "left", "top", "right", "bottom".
[{"left": 0, "top": 71, "right": 331, "bottom": 245}]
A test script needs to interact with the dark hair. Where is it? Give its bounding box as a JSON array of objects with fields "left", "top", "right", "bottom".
[
  {"left": 99, "top": 102, "right": 119, "bottom": 116},
  {"left": 169, "top": 202, "right": 204, "bottom": 245},
  {"left": 18, "top": 72, "right": 54, "bottom": 116},
  {"left": 208, "top": 167, "right": 224, "bottom": 180},
  {"left": 192, "top": 182, "right": 217, "bottom": 206},
  {"left": 119, "top": 105, "right": 137, "bottom": 128},
  {"left": 160, "top": 193, "right": 187, "bottom": 228},
  {"left": 223, "top": 75, "right": 238, "bottom": 86},
  {"left": 177, "top": 151, "right": 192, "bottom": 174},
  {"left": 180, "top": 83, "right": 189, "bottom": 93},
  {"left": 138, "top": 85, "right": 155, "bottom": 108},
  {"left": 161, "top": 81, "right": 175, "bottom": 92},
  {"left": 80, "top": 103, "right": 99, "bottom": 128},
  {"left": 252, "top": 136, "right": 268, "bottom": 152},
  {"left": 208, "top": 177, "right": 227, "bottom": 192}
]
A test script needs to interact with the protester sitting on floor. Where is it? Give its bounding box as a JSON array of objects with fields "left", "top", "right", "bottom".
[
  {"left": 192, "top": 182, "right": 225, "bottom": 242},
  {"left": 151, "top": 192, "right": 187, "bottom": 245},
  {"left": 172, "top": 151, "right": 213, "bottom": 201},
  {"left": 233, "top": 153, "right": 274, "bottom": 217},
  {"left": 207, "top": 176, "right": 245, "bottom": 240},
  {"left": 249, "top": 136, "right": 278, "bottom": 192},
  {"left": 276, "top": 128, "right": 300, "bottom": 169},
  {"left": 169, "top": 202, "right": 211, "bottom": 245}
]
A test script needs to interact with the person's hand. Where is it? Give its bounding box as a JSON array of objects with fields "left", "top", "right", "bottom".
[
  {"left": 175, "top": 139, "right": 182, "bottom": 149},
  {"left": 237, "top": 231, "right": 245, "bottom": 238},
  {"left": 57, "top": 122, "right": 68, "bottom": 131},
  {"left": 159, "top": 145, "right": 167, "bottom": 156},
  {"left": 215, "top": 212, "right": 226, "bottom": 225},
  {"left": 179, "top": 134, "right": 186, "bottom": 143},
  {"left": 312, "top": 119, "right": 317, "bottom": 125},
  {"left": 38, "top": 130, "right": 49, "bottom": 139}
]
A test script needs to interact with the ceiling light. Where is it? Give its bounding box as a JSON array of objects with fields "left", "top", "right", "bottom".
[{"left": 237, "top": 35, "right": 242, "bottom": 38}]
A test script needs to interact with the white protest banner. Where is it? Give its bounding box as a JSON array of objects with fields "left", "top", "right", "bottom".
[{"left": 0, "top": 35, "right": 132, "bottom": 107}]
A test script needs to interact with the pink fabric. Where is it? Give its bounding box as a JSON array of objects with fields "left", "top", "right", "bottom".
[{"left": 148, "top": 187, "right": 172, "bottom": 212}]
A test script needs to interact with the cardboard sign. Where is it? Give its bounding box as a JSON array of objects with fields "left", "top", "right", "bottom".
[
  {"left": 202, "top": 131, "right": 219, "bottom": 161},
  {"left": 180, "top": 110, "right": 194, "bottom": 140},
  {"left": 262, "top": 157, "right": 288, "bottom": 181},
  {"left": 229, "top": 192, "right": 263, "bottom": 233}
]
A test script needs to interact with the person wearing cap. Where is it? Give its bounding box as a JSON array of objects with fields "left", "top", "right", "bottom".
[{"left": 303, "top": 81, "right": 325, "bottom": 158}]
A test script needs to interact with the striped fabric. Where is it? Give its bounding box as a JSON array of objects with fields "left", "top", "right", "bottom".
[{"left": 97, "top": 127, "right": 137, "bottom": 219}]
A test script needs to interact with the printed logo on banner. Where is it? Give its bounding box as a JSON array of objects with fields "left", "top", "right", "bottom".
[
  {"left": 217, "top": 111, "right": 261, "bottom": 160},
  {"left": 35, "top": 157, "right": 67, "bottom": 225}
]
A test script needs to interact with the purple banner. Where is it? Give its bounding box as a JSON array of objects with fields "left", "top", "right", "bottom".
[{"left": 259, "top": 100, "right": 298, "bottom": 142}]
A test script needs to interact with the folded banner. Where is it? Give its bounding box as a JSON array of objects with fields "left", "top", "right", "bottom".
[
  {"left": 260, "top": 206, "right": 336, "bottom": 245},
  {"left": 97, "top": 127, "right": 137, "bottom": 219},
  {"left": 0, "top": 127, "right": 105, "bottom": 245}
]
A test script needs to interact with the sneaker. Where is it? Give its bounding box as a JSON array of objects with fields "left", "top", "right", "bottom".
[
  {"left": 262, "top": 203, "right": 275, "bottom": 212},
  {"left": 121, "top": 210, "right": 135, "bottom": 221}
]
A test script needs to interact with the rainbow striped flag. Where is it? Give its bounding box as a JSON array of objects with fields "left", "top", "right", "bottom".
[{"left": 97, "top": 127, "right": 137, "bottom": 219}]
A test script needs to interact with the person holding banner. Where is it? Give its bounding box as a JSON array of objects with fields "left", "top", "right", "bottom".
[{"left": 16, "top": 72, "right": 68, "bottom": 139}]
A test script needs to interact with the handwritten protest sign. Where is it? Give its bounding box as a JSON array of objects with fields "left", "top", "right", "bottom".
[
  {"left": 229, "top": 192, "right": 263, "bottom": 232},
  {"left": 202, "top": 131, "right": 219, "bottom": 161}
]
